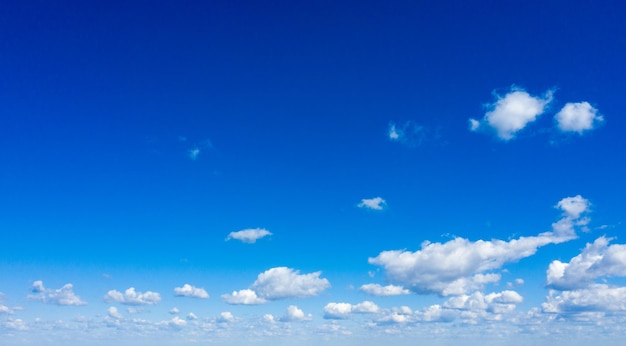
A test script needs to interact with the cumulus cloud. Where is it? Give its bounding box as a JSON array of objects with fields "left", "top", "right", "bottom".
[
  {"left": 226, "top": 228, "right": 272, "bottom": 243},
  {"left": 555, "top": 102, "right": 604, "bottom": 134},
  {"left": 107, "top": 306, "right": 123, "bottom": 319},
  {"left": 27, "top": 281, "right": 86, "bottom": 306},
  {"left": 359, "top": 284, "right": 410, "bottom": 296},
  {"left": 169, "top": 316, "right": 187, "bottom": 329},
  {"left": 543, "top": 284, "right": 626, "bottom": 314},
  {"left": 369, "top": 196, "right": 587, "bottom": 296},
  {"left": 552, "top": 195, "right": 591, "bottom": 237},
  {"left": 547, "top": 236, "right": 626, "bottom": 290},
  {"left": 444, "top": 290, "right": 523, "bottom": 314},
  {"left": 174, "top": 284, "right": 209, "bottom": 299},
  {"left": 279, "top": 305, "right": 312, "bottom": 322},
  {"left": 0, "top": 304, "right": 13, "bottom": 314},
  {"left": 222, "top": 267, "right": 330, "bottom": 305},
  {"left": 358, "top": 197, "right": 387, "bottom": 211},
  {"left": 221, "top": 289, "right": 267, "bottom": 305},
  {"left": 104, "top": 288, "right": 161, "bottom": 305},
  {"left": 469, "top": 86, "right": 553, "bottom": 140},
  {"left": 323, "top": 301, "right": 380, "bottom": 319},
  {"left": 218, "top": 311, "right": 235, "bottom": 323},
  {"left": 169, "top": 307, "right": 180, "bottom": 315}
]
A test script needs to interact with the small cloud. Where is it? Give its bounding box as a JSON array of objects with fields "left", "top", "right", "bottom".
[
  {"left": 104, "top": 287, "right": 161, "bottom": 305},
  {"left": 221, "top": 289, "right": 267, "bottom": 305},
  {"left": 470, "top": 86, "right": 553, "bottom": 140},
  {"left": 226, "top": 228, "right": 272, "bottom": 244},
  {"left": 279, "top": 305, "right": 312, "bottom": 322},
  {"left": 188, "top": 148, "right": 200, "bottom": 160},
  {"left": 174, "top": 284, "right": 209, "bottom": 299},
  {"left": 387, "top": 121, "right": 430, "bottom": 147},
  {"left": 169, "top": 307, "right": 180, "bottom": 315},
  {"left": 218, "top": 311, "right": 235, "bottom": 323},
  {"left": 555, "top": 102, "right": 604, "bottom": 134},
  {"left": 359, "top": 284, "right": 410, "bottom": 296},
  {"left": 107, "top": 306, "right": 123, "bottom": 319},
  {"left": 323, "top": 301, "right": 380, "bottom": 319},
  {"left": 358, "top": 197, "right": 386, "bottom": 211},
  {"left": 186, "top": 312, "right": 198, "bottom": 320},
  {"left": 27, "top": 281, "right": 86, "bottom": 306}
]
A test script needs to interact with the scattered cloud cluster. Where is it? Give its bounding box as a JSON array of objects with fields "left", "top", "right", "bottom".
[
  {"left": 27, "top": 281, "right": 86, "bottom": 306},
  {"left": 368, "top": 196, "right": 589, "bottom": 296},
  {"left": 323, "top": 301, "right": 380, "bottom": 319},
  {"left": 104, "top": 288, "right": 161, "bottom": 305},
  {"left": 358, "top": 197, "right": 386, "bottom": 211},
  {"left": 174, "top": 284, "right": 209, "bottom": 299},
  {"left": 222, "top": 267, "right": 330, "bottom": 305},
  {"left": 226, "top": 228, "right": 272, "bottom": 243},
  {"left": 469, "top": 86, "right": 603, "bottom": 140}
]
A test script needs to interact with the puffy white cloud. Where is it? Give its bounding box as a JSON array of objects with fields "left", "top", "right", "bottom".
[
  {"left": 469, "top": 87, "right": 553, "bottom": 140},
  {"left": 104, "top": 287, "right": 161, "bottom": 305},
  {"left": 221, "top": 289, "right": 267, "bottom": 305},
  {"left": 169, "top": 316, "right": 187, "bottom": 329},
  {"left": 107, "top": 306, "right": 123, "bottom": 319},
  {"left": 2, "top": 318, "right": 27, "bottom": 331},
  {"left": 552, "top": 195, "right": 591, "bottom": 237},
  {"left": 555, "top": 102, "right": 603, "bottom": 134},
  {"left": 174, "top": 284, "right": 209, "bottom": 299},
  {"left": 358, "top": 197, "right": 387, "bottom": 211},
  {"left": 444, "top": 290, "right": 523, "bottom": 314},
  {"left": 186, "top": 312, "right": 198, "bottom": 320},
  {"left": 218, "top": 311, "right": 235, "bottom": 323},
  {"left": 279, "top": 305, "right": 312, "bottom": 322},
  {"left": 547, "top": 236, "right": 626, "bottom": 290},
  {"left": 369, "top": 196, "right": 586, "bottom": 296},
  {"left": 323, "top": 301, "right": 380, "bottom": 319},
  {"left": 27, "top": 281, "right": 86, "bottom": 306},
  {"left": 0, "top": 304, "right": 13, "bottom": 314},
  {"left": 169, "top": 307, "right": 180, "bottom": 315},
  {"left": 226, "top": 228, "right": 272, "bottom": 243},
  {"left": 359, "top": 284, "right": 410, "bottom": 296},
  {"left": 250, "top": 267, "right": 330, "bottom": 300},
  {"left": 543, "top": 284, "right": 626, "bottom": 313}
]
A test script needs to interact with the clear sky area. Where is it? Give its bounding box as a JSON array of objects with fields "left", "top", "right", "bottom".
[{"left": 1, "top": 1, "right": 626, "bottom": 345}]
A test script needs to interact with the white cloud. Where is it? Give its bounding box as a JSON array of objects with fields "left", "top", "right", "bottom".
[
  {"left": 27, "top": 281, "right": 86, "bottom": 306},
  {"left": 188, "top": 148, "right": 200, "bottom": 160},
  {"left": 555, "top": 102, "right": 604, "bottom": 134},
  {"left": 221, "top": 289, "right": 267, "bottom": 305},
  {"left": 387, "top": 121, "right": 428, "bottom": 146},
  {"left": 218, "top": 311, "right": 235, "bottom": 323},
  {"left": 359, "top": 284, "right": 410, "bottom": 296},
  {"left": 250, "top": 267, "right": 330, "bottom": 300},
  {"left": 358, "top": 197, "right": 387, "bottom": 211},
  {"left": 174, "top": 284, "right": 209, "bottom": 299},
  {"left": 388, "top": 123, "right": 400, "bottom": 140},
  {"left": 169, "top": 316, "right": 187, "bottom": 329},
  {"left": 104, "top": 287, "right": 161, "bottom": 305},
  {"left": 543, "top": 284, "right": 626, "bottom": 314},
  {"left": 2, "top": 318, "right": 27, "bottom": 331},
  {"left": 470, "top": 86, "right": 553, "bottom": 140},
  {"left": 107, "top": 306, "right": 123, "bottom": 319},
  {"left": 323, "top": 301, "right": 380, "bottom": 319},
  {"left": 169, "top": 307, "right": 180, "bottom": 315},
  {"left": 547, "top": 236, "right": 626, "bottom": 290},
  {"left": 226, "top": 228, "right": 272, "bottom": 243},
  {"left": 279, "top": 305, "right": 312, "bottom": 322},
  {"left": 0, "top": 304, "right": 13, "bottom": 314},
  {"left": 369, "top": 196, "right": 586, "bottom": 296},
  {"left": 186, "top": 312, "right": 198, "bottom": 320},
  {"left": 444, "top": 290, "right": 523, "bottom": 314}
]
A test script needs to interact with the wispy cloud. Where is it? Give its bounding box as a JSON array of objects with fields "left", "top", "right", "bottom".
[
  {"left": 174, "top": 284, "right": 209, "bottom": 299},
  {"left": 469, "top": 86, "right": 553, "bottom": 140},
  {"left": 555, "top": 102, "right": 604, "bottom": 134},
  {"left": 104, "top": 287, "right": 161, "bottom": 305},
  {"left": 27, "top": 281, "right": 86, "bottom": 306},
  {"left": 358, "top": 197, "right": 386, "bottom": 211},
  {"left": 226, "top": 228, "right": 272, "bottom": 243}
]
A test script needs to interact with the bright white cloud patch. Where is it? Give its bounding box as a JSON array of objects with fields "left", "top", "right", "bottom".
[
  {"left": 543, "top": 284, "right": 626, "bottom": 314},
  {"left": 358, "top": 197, "right": 386, "bottom": 210},
  {"left": 359, "top": 284, "right": 410, "bottom": 296},
  {"left": 28, "top": 281, "right": 86, "bottom": 306},
  {"left": 323, "top": 301, "right": 380, "bottom": 319},
  {"left": 221, "top": 289, "right": 267, "bottom": 305},
  {"left": 369, "top": 196, "right": 588, "bottom": 296},
  {"left": 470, "top": 87, "right": 553, "bottom": 140},
  {"left": 174, "top": 284, "right": 209, "bottom": 299},
  {"left": 222, "top": 267, "right": 330, "bottom": 304},
  {"left": 107, "top": 306, "right": 123, "bottom": 319},
  {"left": 218, "top": 311, "right": 235, "bottom": 323},
  {"left": 104, "top": 287, "right": 161, "bottom": 305},
  {"left": 226, "top": 228, "right": 272, "bottom": 243},
  {"left": 279, "top": 305, "right": 312, "bottom": 322},
  {"left": 444, "top": 290, "right": 523, "bottom": 314},
  {"left": 547, "top": 236, "right": 626, "bottom": 290},
  {"left": 555, "top": 102, "right": 603, "bottom": 134}
]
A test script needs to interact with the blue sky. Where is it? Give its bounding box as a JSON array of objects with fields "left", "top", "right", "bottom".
[{"left": 1, "top": 0, "right": 626, "bottom": 345}]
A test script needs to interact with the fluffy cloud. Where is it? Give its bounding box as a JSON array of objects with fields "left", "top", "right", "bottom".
[
  {"left": 169, "top": 307, "right": 180, "bottom": 314},
  {"left": 323, "top": 301, "right": 380, "bottom": 319},
  {"left": 218, "top": 311, "right": 235, "bottom": 323},
  {"left": 226, "top": 228, "right": 272, "bottom": 243},
  {"left": 359, "top": 284, "right": 410, "bottom": 296},
  {"left": 543, "top": 284, "right": 626, "bottom": 314},
  {"left": 221, "top": 289, "right": 267, "bottom": 305},
  {"left": 369, "top": 196, "right": 587, "bottom": 296},
  {"left": 469, "top": 87, "right": 553, "bottom": 140},
  {"left": 555, "top": 102, "right": 604, "bottom": 134},
  {"left": 174, "top": 284, "right": 209, "bottom": 299},
  {"left": 222, "top": 267, "right": 330, "bottom": 305},
  {"left": 547, "top": 236, "right": 626, "bottom": 290},
  {"left": 0, "top": 304, "right": 13, "bottom": 314},
  {"left": 444, "top": 290, "right": 523, "bottom": 314},
  {"left": 27, "top": 281, "right": 86, "bottom": 306},
  {"left": 107, "top": 306, "right": 123, "bottom": 319},
  {"left": 279, "top": 305, "right": 312, "bottom": 322},
  {"left": 358, "top": 197, "right": 387, "bottom": 211},
  {"left": 104, "top": 287, "right": 161, "bottom": 305},
  {"left": 551, "top": 195, "right": 591, "bottom": 237}
]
